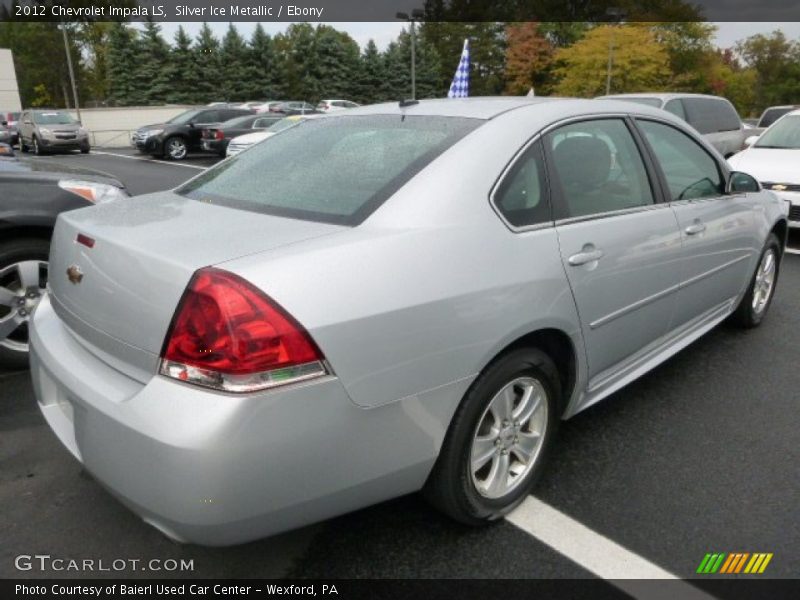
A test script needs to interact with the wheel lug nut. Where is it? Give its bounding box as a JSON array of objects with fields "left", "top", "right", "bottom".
[{"left": 19, "top": 309, "right": 27, "bottom": 317}]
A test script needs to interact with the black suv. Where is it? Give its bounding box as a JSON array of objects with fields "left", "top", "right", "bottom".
[{"left": 132, "top": 107, "right": 252, "bottom": 160}]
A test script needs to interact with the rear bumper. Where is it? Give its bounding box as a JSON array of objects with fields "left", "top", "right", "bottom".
[
  {"left": 202, "top": 139, "right": 227, "bottom": 154},
  {"left": 29, "top": 294, "right": 438, "bottom": 545}
]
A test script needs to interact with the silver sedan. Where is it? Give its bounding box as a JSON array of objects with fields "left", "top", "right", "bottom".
[{"left": 30, "top": 98, "right": 788, "bottom": 545}]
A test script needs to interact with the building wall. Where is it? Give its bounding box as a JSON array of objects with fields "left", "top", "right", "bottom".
[{"left": 0, "top": 48, "right": 22, "bottom": 112}]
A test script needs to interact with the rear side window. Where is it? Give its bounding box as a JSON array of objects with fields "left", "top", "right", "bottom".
[
  {"left": 683, "top": 97, "right": 740, "bottom": 133},
  {"left": 758, "top": 107, "right": 793, "bottom": 128},
  {"left": 178, "top": 115, "right": 481, "bottom": 225},
  {"left": 546, "top": 119, "right": 654, "bottom": 218},
  {"left": 493, "top": 140, "right": 550, "bottom": 228},
  {"left": 638, "top": 120, "right": 723, "bottom": 200}
]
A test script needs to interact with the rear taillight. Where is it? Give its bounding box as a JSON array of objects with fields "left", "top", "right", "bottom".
[
  {"left": 159, "top": 268, "right": 327, "bottom": 393},
  {"left": 215, "top": 130, "right": 224, "bottom": 140}
]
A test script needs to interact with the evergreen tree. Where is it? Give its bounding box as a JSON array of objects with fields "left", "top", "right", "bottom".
[
  {"left": 220, "top": 24, "right": 249, "bottom": 101},
  {"left": 274, "top": 24, "right": 317, "bottom": 100},
  {"left": 244, "top": 24, "right": 280, "bottom": 99},
  {"left": 107, "top": 23, "right": 143, "bottom": 106},
  {"left": 380, "top": 40, "right": 409, "bottom": 102},
  {"left": 193, "top": 23, "right": 222, "bottom": 103},
  {"left": 312, "top": 26, "right": 360, "bottom": 102},
  {"left": 354, "top": 40, "right": 387, "bottom": 104},
  {"left": 163, "top": 26, "right": 198, "bottom": 104},
  {"left": 138, "top": 21, "right": 171, "bottom": 104}
]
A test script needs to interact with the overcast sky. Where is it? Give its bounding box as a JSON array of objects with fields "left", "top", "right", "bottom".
[{"left": 149, "top": 21, "right": 800, "bottom": 51}]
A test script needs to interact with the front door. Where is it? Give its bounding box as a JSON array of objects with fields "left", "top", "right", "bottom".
[{"left": 545, "top": 118, "right": 684, "bottom": 381}]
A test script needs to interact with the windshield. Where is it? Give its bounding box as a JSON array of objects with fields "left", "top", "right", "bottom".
[
  {"left": 34, "top": 111, "right": 77, "bottom": 125},
  {"left": 755, "top": 115, "right": 800, "bottom": 149},
  {"left": 167, "top": 109, "right": 202, "bottom": 125},
  {"left": 266, "top": 118, "right": 304, "bottom": 133},
  {"left": 178, "top": 115, "right": 480, "bottom": 225},
  {"left": 220, "top": 115, "right": 255, "bottom": 128}
]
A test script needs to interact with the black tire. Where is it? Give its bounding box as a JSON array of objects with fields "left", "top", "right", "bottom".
[
  {"left": 80, "top": 144, "right": 90, "bottom": 154},
  {"left": 163, "top": 136, "right": 187, "bottom": 160},
  {"left": 32, "top": 136, "right": 44, "bottom": 156},
  {"left": 0, "top": 238, "right": 50, "bottom": 369},
  {"left": 20, "top": 139, "right": 28, "bottom": 153},
  {"left": 424, "top": 347, "right": 561, "bottom": 526},
  {"left": 730, "top": 233, "right": 781, "bottom": 328}
]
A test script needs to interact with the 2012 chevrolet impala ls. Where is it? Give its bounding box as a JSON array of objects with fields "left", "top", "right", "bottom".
[{"left": 29, "top": 98, "right": 788, "bottom": 545}]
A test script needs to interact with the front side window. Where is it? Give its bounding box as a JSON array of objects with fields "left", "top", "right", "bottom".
[
  {"left": 638, "top": 120, "right": 723, "bottom": 200},
  {"left": 493, "top": 141, "right": 550, "bottom": 228},
  {"left": 546, "top": 119, "right": 654, "bottom": 218},
  {"left": 178, "top": 115, "right": 480, "bottom": 225}
]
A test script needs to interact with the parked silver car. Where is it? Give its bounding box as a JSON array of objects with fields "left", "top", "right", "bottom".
[
  {"left": 598, "top": 93, "right": 748, "bottom": 157},
  {"left": 30, "top": 98, "right": 788, "bottom": 546},
  {"left": 18, "top": 109, "right": 90, "bottom": 155}
]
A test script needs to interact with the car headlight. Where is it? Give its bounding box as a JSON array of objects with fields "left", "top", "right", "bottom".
[
  {"left": 39, "top": 127, "right": 52, "bottom": 136},
  {"left": 146, "top": 128, "right": 163, "bottom": 137},
  {"left": 78, "top": 127, "right": 88, "bottom": 136},
  {"left": 58, "top": 180, "right": 128, "bottom": 204}
]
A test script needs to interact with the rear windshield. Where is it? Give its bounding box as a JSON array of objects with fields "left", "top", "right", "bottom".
[
  {"left": 758, "top": 107, "right": 794, "bottom": 128},
  {"left": 178, "top": 115, "right": 480, "bottom": 225}
]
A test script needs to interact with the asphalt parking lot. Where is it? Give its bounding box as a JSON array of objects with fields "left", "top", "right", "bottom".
[{"left": 1, "top": 149, "right": 798, "bottom": 584}]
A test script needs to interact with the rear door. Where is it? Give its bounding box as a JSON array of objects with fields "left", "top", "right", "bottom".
[
  {"left": 188, "top": 109, "right": 219, "bottom": 147},
  {"left": 634, "top": 118, "right": 757, "bottom": 328},
  {"left": 546, "top": 117, "right": 683, "bottom": 381}
]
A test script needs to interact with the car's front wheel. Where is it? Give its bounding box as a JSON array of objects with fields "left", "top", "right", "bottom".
[
  {"left": 424, "top": 348, "right": 560, "bottom": 525},
  {"left": 32, "top": 136, "right": 45, "bottom": 156},
  {"left": 0, "top": 239, "right": 49, "bottom": 369},
  {"left": 163, "top": 136, "right": 187, "bottom": 160},
  {"left": 731, "top": 233, "right": 781, "bottom": 328}
]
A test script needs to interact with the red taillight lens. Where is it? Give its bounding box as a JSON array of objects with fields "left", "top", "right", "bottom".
[
  {"left": 215, "top": 130, "right": 224, "bottom": 140},
  {"left": 160, "top": 268, "right": 326, "bottom": 392}
]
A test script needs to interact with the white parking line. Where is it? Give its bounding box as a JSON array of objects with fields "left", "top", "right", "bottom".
[
  {"left": 507, "top": 497, "right": 717, "bottom": 599},
  {"left": 91, "top": 150, "right": 207, "bottom": 170}
]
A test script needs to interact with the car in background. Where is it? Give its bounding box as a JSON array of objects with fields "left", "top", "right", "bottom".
[
  {"left": 1, "top": 111, "right": 20, "bottom": 145},
  {"left": 255, "top": 101, "right": 284, "bottom": 114},
  {"left": 0, "top": 123, "right": 16, "bottom": 146},
  {"left": 316, "top": 99, "right": 360, "bottom": 113},
  {"left": 30, "top": 98, "right": 786, "bottom": 545},
  {"left": 0, "top": 152, "right": 129, "bottom": 367},
  {"left": 728, "top": 108, "right": 800, "bottom": 253},
  {"left": 225, "top": 115, "right": 314, "bottom": 157},
  {"left": 597, "top": 93, "right": 747, "bottom": 157},
  {"left": 271, "top": 101, "right": 319, "bottom": 116},
  {"left": 746, "top": 105, "right": 800, "bottom": 137},
  {"left": 18, "top": 109, "right": 90, "bottom": 155},
  {"left": 202, "top": 114, "right": 282, "bottom": 157},
  {"left": 131, "top": 107, "right": 253, "bottom": 160}
]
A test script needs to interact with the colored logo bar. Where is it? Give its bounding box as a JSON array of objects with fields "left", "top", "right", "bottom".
[{"left": 696, "top": 553, "right": 773, "bottom": 574}]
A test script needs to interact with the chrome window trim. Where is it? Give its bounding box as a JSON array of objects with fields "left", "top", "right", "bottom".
[{"left": 554, "top": 202, "right": 672, "bottom": 227}]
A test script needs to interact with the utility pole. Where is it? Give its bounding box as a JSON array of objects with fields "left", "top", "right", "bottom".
[
  {"left": 605, "top": 8, "right": 626, "bottom": 96},
  {"left": 61, "top": 22, "right": 81, "bottom": 121},
  {"left": 396, "top": 9, "right": 425, "bottom": 100}
]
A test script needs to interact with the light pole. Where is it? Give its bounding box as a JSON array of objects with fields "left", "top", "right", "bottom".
[
  {"left": 396, "top": 9, "right": 424, "bottom": 100},
  {"left": 61, "top": 22, "right": 81, "bottom": 121},
  {"left": 605, "top": 8, "right": 626, "bottom": 96}
]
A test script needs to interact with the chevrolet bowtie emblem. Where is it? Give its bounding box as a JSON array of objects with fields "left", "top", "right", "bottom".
[
  {"left": 771, "top": 184, "right": 788, "bottom": 191},
  {"left": 66, "top": 265, "right": 83, "bottom": 284}
]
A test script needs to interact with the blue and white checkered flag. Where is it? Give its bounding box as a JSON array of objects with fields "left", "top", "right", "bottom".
[{"left": 447, "top": 39, "right": 470, "bottom": 98}]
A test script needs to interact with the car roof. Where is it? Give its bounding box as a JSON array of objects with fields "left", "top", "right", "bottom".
[
  {"left": 597, "top": 92, "right": 731, "bottom": 102},
  {"left": 341, "top": 96, "right": 679, "bottom": 121}
]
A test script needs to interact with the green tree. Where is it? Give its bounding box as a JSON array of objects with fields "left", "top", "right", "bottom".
[
  {"left": 245, "top": 24, "right": 281, "bottom": 99},
  {"left": 107, "top": 22, "right": 143, "bottom": 106},
  {"left": 220, "top": 24, "right": 249, "bottom": 101},
  {"left": 312, "top": 26, "right": 360, "bottom": 102},
  {"left": 736, "top": 31, "right": 800, "bottom": 110},
  {"left": 193, "top": 23, "right": 222, "bottom": 103},
  {"left": 76, "top": 22, "right": 112, "bottom": 106},
  {"left": 163, "top": 26, "right": 198, "bottom": 104},
  {"left": 138, "top": 21, "right": 171, "bottom": 104},
  {"left": 504, "top": 22, "right": 554, "bottom": 95},
  {"left": 354, "top": 39, "right": 386, "bottom": 104},
  {"left": 273, "top": 23, "right": 317, "bottom": 100},
  {"left": 553, "top": 24, "right": 671, "bottom": 97}
]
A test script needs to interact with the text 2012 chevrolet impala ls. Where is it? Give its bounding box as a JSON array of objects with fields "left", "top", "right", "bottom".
[{"left": 30, "top": 98, "right": 788, "bottom": 545}]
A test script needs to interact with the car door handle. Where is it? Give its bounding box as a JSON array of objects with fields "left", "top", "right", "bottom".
[
  {"left": 568, "top": 248, "right": 605, "bottom": 266},
  {"left": 685, "top": 222, "right": 707, "bottom": 235}
]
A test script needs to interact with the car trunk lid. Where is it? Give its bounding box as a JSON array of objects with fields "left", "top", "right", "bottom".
[{"left": 48, "top": 192, "right": 345, "bottom": 381}]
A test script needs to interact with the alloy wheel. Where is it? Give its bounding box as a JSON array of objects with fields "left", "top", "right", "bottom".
[
  {"left": 167, "top": 138, "right": 187, "bottom": 160},
  {"left": 0, "top": 260, "right": 48, "bottom": 353},
  {"left": 752, "top": 248, "right": 776, "bottom": 315},
  {"left": 470, "top": 376, "right": 548, "bottom": 499}
]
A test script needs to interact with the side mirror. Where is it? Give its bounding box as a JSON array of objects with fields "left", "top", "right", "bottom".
[
  {"left": 188, "top": 121, "right": 195, "bottom": 128},
  {"left": 727, "top": 171, "right": 761, "bottom": 194},
  {"left": 744, "top": 135, "right": 760, "bottom": 147}
]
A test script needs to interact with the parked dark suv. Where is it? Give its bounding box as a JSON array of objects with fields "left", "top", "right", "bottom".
[{"left": 131, "top": 107, "right": 252, "bottom": 160}]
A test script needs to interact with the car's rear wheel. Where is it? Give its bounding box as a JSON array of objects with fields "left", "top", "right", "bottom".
[
  {"left": 80, "top": 144, "right": 90, "bottom": 154},
  {"left": 164, "top": 136, "right": 187, "bottom": 160},
  {"left": 0, "top": 239, "right": 49, "bottom": 369},
  {"left": 731, "top": 233, "right": 781, "bottom": 328},
  {"left": 424, "top": 348, "right": 560, "bottom": 525},
  {"left": 19, "top": 138, "right": 28, "bottom": 153}
]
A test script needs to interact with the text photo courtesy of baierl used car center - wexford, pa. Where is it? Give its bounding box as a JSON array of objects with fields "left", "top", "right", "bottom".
[{"left": 0, "top": 1, "right": 799, "bottom": 599}]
